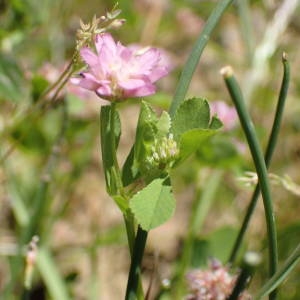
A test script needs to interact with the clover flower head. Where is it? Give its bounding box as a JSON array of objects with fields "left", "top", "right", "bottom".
[
  {"left": 186, "top": 259, "right": 251, "bottom": 300},
  {"left": 71, "top": 33, "right": 170, "bottom": 101},
  {"left": 147, "top": 134, "right": 179, "bottom": 170}
]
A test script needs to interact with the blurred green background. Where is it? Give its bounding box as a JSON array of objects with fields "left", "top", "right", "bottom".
[{"left": 0, "top": 0, "right": 300, "bottom": 299}]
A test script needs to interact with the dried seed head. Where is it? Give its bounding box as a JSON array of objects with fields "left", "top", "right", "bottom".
[{"left": 75, "top": 4, "right": 125, "bottom": 53}]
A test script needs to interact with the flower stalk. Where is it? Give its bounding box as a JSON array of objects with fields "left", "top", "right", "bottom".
[
  {"left": 125, "top": 226, "right": 148, "bottom": 300},
  {"left": 100, "top": 104, "right": 136, "bottom": 254}
]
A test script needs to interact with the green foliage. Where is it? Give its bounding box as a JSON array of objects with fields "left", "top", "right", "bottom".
[
  {"left": 209, "top": 116, "right": 223, "bottom": 129},
  {"left": 122, "top": 102, "right": 173, "bottom": 184},
  {"left": 122, "top": 146, "right": 137, "bottom": 187},
  {"left": 37, "top": 248, "right": 71, "bottom": 300},
  {"left": 122, "top": 101, "right": 158, "bottom": 186},
  {"left": 129, "top": 178, "right": 175, "bottom": 231},
  {"left": 31, "top": 74, "right": 49, "bottom": 102},
  {"left": 10, "top": 110, "right": 62, "bottom": 154},
  {"left": 100, "top": 105, "right": 121, "bottom": 195},
  {"left": 179, "top": 129, "right": 217, "bottom": 159},
  {"left": 0, "top": 55, "right": 27, "bottom": 102},
  {"left": 156, "top": 111, "right": 171, "bottom": 138},
  {"left": 171, "top": 97, "right": 211, "bottom": 139},
  {"left": 196, "top": 135, "right": 242, "bottom": 168},
  {"left": 171, "top": 98, "right": 222, "bottom": 160},
  {"left": 191, "top": 227, "right": 238, "bottom": 267},
  {"left": 123, "top": 99, "right": 223, "bottom": 185},
  {"left": 133, "top": 101, "right": 158, "bottom": 176},
  {"left": 11, "top": 119, "right": 49, "bottom": 153},
  {"left": 0, "top": 1, "right": 299, "bottom": 299}
]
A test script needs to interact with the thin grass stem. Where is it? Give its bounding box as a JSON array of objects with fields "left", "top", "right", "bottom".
[
  {"left": 228, "top": 54, "right": 290, "bottom": 264},
  {"left": 228, "top": 252, "right": 261, "bottom": 300},
  {"left": 40, "top": 60, "right": 73, "bottom": 102},
  {"left": 255, "top": 243, "right": 300, "bottom": 299},
  {"left": 221, "top": 66, "right": 278, "bottom": 299},
  {"left": 169, "top": 0, "right": 234, "bottom": 117}
]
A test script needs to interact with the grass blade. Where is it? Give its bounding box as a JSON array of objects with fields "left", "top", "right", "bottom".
[{"left": 169, "top": 0, "right": 234, "bottom": 117}]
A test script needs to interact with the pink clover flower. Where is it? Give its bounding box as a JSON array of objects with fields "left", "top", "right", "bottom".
[{"left": 71, "top": 33, "right": 170, "bottom": 101}]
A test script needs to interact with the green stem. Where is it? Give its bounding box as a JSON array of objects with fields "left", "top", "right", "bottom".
[
  {"left": 47, "top": 72, "right": 73, "bottom": 105},
  {"left": 108, "top": 103, "right": 136, "bottom": 255},
  {"left": 228, "top": 54, "right": 290, "bottom": 264},
  {"left": 125, "top": 226, "right": 148, "bottom": 300},
  {"left": 169, "top": 0, "right": 234, "bottom": 117},
  {"left": 124, "top": 212, "right": 136, "bottom": 256},
  {"left": 40, "top": 60, "right": 73, "bottom": 102},
  {"left": 264, "top": 53, "right": 290, "bottom": 165},
  {"left": 255, "top": 244, "right": 300, "bottom": 299},
  {"left": 221, "top": 66, "right": 278, "bottom": 299},
  {"left": 228, "top": 252, "right": 261, "bottom": 300},
  {"left": 36, "top": 247, "right": 70, "bottom": 300}
]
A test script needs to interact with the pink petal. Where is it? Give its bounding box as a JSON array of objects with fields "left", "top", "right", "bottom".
[
  {"left": 124, "top": 83, "right": 156, "bottom": 97},
  {"left": 80, "top": 47, "right": 99, "bottom": 66},
  {"left": 119, "top": 46, "right": 133, "bottom": 62},
  {"left": 94, "top": 34, "right": 104, "bottom": 54},
  {"left": 70, "top": 77, "right": 82, "bottom": 85},
  {"left": 96, "top": 85, "right": 113, "bottom": 98},
  {"left": 100, "top": 44, "right": 117, "bottom": 66},
  {"left": 73, "top": 33, "right": 170, "bottom": 101},
  {"left": 137, "top": 48, "right": 160, "bottom": 70},
  {"left": 95, "top": 33, "right": 117, "bottom": 55},
  {"left": 148, "top": 66, "right": 169, "bottom": 82},
  {"left": 80, "top": 48, "right": 108, "bottom": 79},
  {"left": 118, "top": 78, "right": 146, "bottom": 90},
  {"left": 71, "top": 73, "right": 100, "bottom": 91},
  {"left": 94, "top": 34, "right": 119, "bottom": 76}
]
